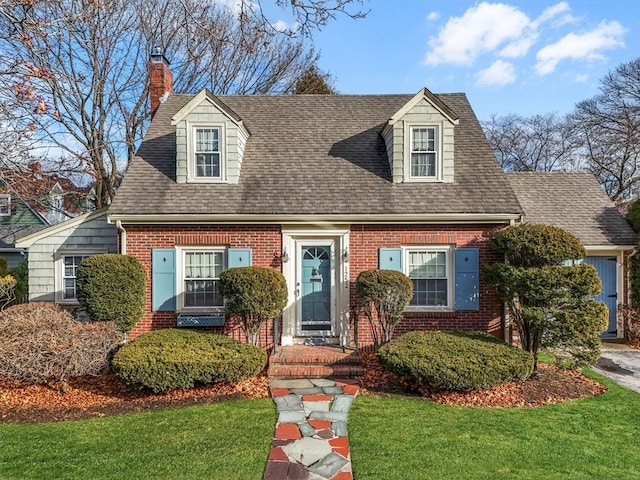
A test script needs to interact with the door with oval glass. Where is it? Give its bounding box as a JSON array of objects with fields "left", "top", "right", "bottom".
[{"left": 297, "top": 241, "right": 335, "bottom": 336}]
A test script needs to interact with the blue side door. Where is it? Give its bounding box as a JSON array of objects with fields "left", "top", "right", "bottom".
[
  {"left": 584, "top": 256, "right": 618, "bottom": 336},
  {"left": 300, "top": 245, "right": 332, "bottom": 333}
]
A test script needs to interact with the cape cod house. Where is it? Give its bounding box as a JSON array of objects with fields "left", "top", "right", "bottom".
[{"left": 101, "top": 52, "right": 636, "bottom": 348}]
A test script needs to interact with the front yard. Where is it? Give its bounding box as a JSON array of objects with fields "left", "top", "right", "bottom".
[{"left": 1, "top": 371, "right": 639, "bottom": 479}]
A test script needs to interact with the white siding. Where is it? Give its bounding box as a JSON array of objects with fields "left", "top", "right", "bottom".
[{"left": 26, "top": 214, "right": 118, "bottom": 302}]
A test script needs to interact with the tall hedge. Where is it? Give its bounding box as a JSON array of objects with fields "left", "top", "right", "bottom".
[
  {"left": 76, "top": 254, "right": 145, "bottom": 334},
  {"left": 219, "top": 266, "right": 287, "bottom": 345},
  {"left": 355, "top": 269, "right": 413, "bottom": 350}
]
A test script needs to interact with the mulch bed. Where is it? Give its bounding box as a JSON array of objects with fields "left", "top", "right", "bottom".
[
  {"left": 1, "top": 354, "right": 608, "bottom": 423},
  {"left": 358, "top": 353, "right": 607, "bottom": 408}
]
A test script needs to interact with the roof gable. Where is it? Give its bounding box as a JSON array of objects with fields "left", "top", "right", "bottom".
[
  {"left": 170, "top": 89, "right": 249, "bottom": 135},
  {"left": 388, "top": 88, "right": 460, "bottom": 127}
]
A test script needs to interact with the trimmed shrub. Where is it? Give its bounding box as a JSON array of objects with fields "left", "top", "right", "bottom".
[
  {"left": 378, "top": 330, "right": 534, "bottom": 392},
  {"left": 76, "top": 254, "right": 145, "bottom": 334},
  {"left": 355, "top": 269, "right": 413, "bottom": 350},
  {"left": 111, "top": 329, "right": 267, "bottom": 393},
  {"left": 219, "top": 267, "right": 287, "bottom": 345},
  {"left": 0, "top": 303, "right": 121, "bottom": 390},
  {"left": 489, "top": 223, "right": 585, "bottom": 268}
]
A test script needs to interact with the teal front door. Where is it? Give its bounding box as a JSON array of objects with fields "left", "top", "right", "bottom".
[
  {"left": 299, "top": 245, "right": 333, "bottom": 334},
  {"left": 584, "top": 256, "right": 618, "bottom": 336}
]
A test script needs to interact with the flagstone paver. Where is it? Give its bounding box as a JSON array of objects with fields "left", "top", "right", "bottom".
[{"left": 264, "top": 378, "right": 359, "bottom": 480}]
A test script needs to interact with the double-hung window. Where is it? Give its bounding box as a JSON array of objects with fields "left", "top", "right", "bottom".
[
  {"left": 0, "top": 194, "right": 10, "bottom": 216},
  {"left": 62, "top": 254, "right": 89, "bottom": 301},
  {"left": 183, "top": 250, "right": 224, "bottom": 308},
  {"left": 410, "top": 127, "right": 437, "bottom": 178},
  {"left": 194, "top": 127, "right": 221, "bottom": 179},
  {"left": 405, "top": 247, "right": 451, "bottom": 308}
]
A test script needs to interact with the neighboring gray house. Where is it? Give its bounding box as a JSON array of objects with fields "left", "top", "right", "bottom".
[
  {"left": 507, "top": 172, "right": 637, "bottom": 338},
  {"left": 14, "top": 208, "right": 117, "bottom": 303}
]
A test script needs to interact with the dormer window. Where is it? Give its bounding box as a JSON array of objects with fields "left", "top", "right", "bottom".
[
  {"left": 186, "top": 125, "right": 226, "bottom": 182},
  {"left": 195, "top": 127, "right": 222, "bottom": 179},
  {"left": 0, "top": 194, "right": 11, "bottom": 216},
  {"left": 410, "top": 126, "right": 438, "bottom": 178}
]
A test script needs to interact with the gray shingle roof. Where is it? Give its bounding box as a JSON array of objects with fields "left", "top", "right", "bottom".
[
  {"left": 110, "top": 93, "right": 523, "bottom": 216},
  {"left": 507, "top": 171, "right": 636, "bottom": 246}
]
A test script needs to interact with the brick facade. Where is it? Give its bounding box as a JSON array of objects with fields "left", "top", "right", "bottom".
[{"left": 124, "top": 222, "right": 506, "bottom": 349}]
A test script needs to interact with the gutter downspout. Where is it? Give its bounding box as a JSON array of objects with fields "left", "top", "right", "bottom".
[{"left": 115, "top": 220, "right": 127, "bottom": 255}]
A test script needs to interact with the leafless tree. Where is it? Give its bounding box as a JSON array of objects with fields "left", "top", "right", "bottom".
[
  {"left": 0, "top": 0, "right": 360, "bottom": 207},
  {"left": 482, "top": 112, "right": 582, "bottom": 172},
  {"left": 570, "top": 58, "right": 640, "bottom": 201}
]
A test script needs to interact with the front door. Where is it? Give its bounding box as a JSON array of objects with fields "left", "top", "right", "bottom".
[
  {"left": 584, "top": 256, "right": 618, "bottom": 336},
  {"left": 297, "top": 243, "right": 334, "bottom": 336}
]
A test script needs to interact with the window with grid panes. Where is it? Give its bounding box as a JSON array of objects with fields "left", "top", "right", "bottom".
[
  {"left": 194, "top": 127, "right": 221, "bottom": 178},
  {"left": 63, "top": 255, "right": 88, "bottom": 300},
  {"left": 410, "top": 127, "right": 437, "bottom": 178},
  {"left": 406, "top": 248, "right": 450, "bottom": 307},
  {"left": 183, "top": 250, "right": 224, "bottom": 307}
]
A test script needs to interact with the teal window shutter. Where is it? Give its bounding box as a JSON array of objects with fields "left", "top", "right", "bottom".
[
  {"left": 152, "top": 249, "right": 176, "bottom": 311},
  {"left": 228, "top": 248, "right": 252, "bottom": 268},
  {"left": 379, "top": 248, "right": 402, "bottom": 271},
  {"left": 455, "top": 247, "right": 479, "bottom": 311}
]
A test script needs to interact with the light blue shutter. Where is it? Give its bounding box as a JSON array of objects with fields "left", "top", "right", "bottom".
[
  {"left": 455, "top": 247, "right": 479, "bottom": 311},
  {"left": 152, "top": 249, "right": 176, "bottom": 311},
  {"left": 228, "top": 248, "right": 252, "bottom": 268},
  {"left": 379, "top": 248, "right": 402, "bottom": 271}
]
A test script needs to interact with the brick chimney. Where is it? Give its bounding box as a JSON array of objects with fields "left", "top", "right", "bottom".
[{"left": 148, "top": 47, "right": 173, "bottom": 118}]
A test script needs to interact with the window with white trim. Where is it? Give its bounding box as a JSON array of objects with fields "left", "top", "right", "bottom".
[
  {"left": 410, "top": 126, "right": 438, "bottom": 178},
  {"left": 0, "top": 194, "right": 11, "bottom": 216},
  {"left": 182, "top": 249, "right": 224, "bottom": 308},
  {"left": 405, "top": 247, "right": 452, "bottom": 308},
  {"left": 62, "top": 254, "right": 89, "bottom": 300},
  {"left": 194, "top": 127, "right": 221, "bottom": 179}
]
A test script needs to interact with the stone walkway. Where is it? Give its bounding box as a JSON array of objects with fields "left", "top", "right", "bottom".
[
  {"left": 263, "top": 378, "right": 360, "bottom": 480},
  {"left": 594, "top": 342, "right": 640, "bottom": 393}
]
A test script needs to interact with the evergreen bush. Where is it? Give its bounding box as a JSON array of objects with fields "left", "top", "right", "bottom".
[
  {"left": 76, "top": 254, "right": 145, "bottom": 334},
  {"left": 111, "top": 329, "right": 267, "bottom": 393},
  {"left": 378, "top": 330, "right": 534, "bottom": 392},
  {"left": 219, "top": 267, "right": 287, "bottom": 345},
  {"left": 355, "top": 269, "right": 413, "bottom": 350}
]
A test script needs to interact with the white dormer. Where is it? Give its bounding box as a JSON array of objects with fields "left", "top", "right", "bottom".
[
  {"left": 171, "top": 89, "right": 250, "bottom": 184},
  {"left": 382, "top": 88, "right": 459, "bottom": 184}
]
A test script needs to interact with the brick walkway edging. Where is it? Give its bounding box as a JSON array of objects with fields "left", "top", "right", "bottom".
[{"left": 263, "top": 378, "right": 360, "bottom": 480}]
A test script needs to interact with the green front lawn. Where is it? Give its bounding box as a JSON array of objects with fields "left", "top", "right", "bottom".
[
  {"left": 1, "top": 371, "right": 639, "bottom": 480},
  {"left": 0, "top": 398, "right": 274, "bottom": 480},
  {"left": 349, "top": 371, "right": 640, "bottom": 480}
]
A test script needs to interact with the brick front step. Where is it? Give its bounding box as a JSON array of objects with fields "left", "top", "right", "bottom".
[
  {"left": 269, "top": 345, "right": 362, "bottom": 366},
  {"left": 267, "top": 363, "right": 364, "bottom": 379}
]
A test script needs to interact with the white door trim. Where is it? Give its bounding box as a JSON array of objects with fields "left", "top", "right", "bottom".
[{"left": 281, "top": 226, "right": 350, "bottom": 346}]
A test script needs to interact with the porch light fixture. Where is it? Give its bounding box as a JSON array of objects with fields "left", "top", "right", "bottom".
[
  {"left": 281, "top": 248, "right": 289, "bottom": 263},
  {"left": 342, "top": 247, "right": 349, "bottom": 262}
]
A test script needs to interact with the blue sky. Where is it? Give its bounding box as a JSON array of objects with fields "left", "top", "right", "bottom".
[{"left": 304, "top": 1, "right": 640, "bottom": 120}]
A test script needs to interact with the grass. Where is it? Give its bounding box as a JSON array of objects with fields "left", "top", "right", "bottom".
[
  {"left": 2, "top": 370, "right": 639, "bottom": 480},
  {"left": 349, "top": 370, "right": 640, "bottom": 480},
  {"left": 0, "top": 398, "right": 274, "bottom": 480}
]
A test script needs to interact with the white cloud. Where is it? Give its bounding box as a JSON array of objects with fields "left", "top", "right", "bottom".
[
  {"left": 572, "top": 73, "right": 589, "bottom": 83},
  {"left": 425, "top": 3, "right": 531, "bottom": 66},
  {"left": 532, "top": 1, "right": 570, "bottom": 28},
  {"left": 499, "top": 35, "right": 537, "bottom": 58},
  {"left": 427, "top": 11, "right": 439, "bottom": 22},
  {"left": 475, "top": 60, "right": 516, "bottom": 87},
  {"left": 535, "top": 20, "right": 626, "bottom": 75},
  {"left": 271, "top": 20, "right": 289, "bottom": 32}
]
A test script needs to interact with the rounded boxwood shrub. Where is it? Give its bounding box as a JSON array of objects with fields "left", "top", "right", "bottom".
[
  {"left": 111, "top": 329, "right": 267, "bottom": 393},
  {"left": 378, "top": 330, "right": 534, "bottom": 392},
  {"left": 76, "top": 254, "right": 145, "bottom": 334}
]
